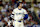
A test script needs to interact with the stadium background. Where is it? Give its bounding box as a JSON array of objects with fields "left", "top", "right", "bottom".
[{"left": 0, "top": 0, "right": 40, "bottom": 27}]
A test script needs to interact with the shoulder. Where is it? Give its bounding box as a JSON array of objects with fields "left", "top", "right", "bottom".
[
  {"left": 22, "top": 8, "right": 26, "bottom": 11},
  {"left": 13, "top": 8, "right": 18, "bottom": 11}
]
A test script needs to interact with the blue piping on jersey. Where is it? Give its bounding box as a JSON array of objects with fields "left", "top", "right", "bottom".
[
  {"left": 24, "top": 14, "right": 28, "bottom": 20},
  {"left": 19, "top": 9, "right": 21, "bottom": 10}
]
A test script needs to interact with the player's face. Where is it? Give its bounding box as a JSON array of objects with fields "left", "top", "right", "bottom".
[{"left": 19, "top": 3, "right": 22, "bottom": 7}]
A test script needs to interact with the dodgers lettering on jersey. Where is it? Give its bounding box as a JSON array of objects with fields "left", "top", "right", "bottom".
[{"left": 12, "top": 8, "right": 28, "bottom": 21}]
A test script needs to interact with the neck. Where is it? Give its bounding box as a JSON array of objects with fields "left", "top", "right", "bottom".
[{"left": 18, "top": 6, "right": 22, "bottom": 9}]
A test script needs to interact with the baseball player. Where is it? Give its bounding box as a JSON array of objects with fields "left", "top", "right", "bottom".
[{"left": 10, "top": 2, "right": 28, "bottom": 27}]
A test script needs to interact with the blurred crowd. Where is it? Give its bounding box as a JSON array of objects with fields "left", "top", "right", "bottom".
[{"left": 0, "top": 0, "right": 40, "bottom": 27}]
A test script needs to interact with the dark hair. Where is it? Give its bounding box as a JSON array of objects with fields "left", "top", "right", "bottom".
[{"left": 17, "top": 2, "right": 22, "bottom": 7}]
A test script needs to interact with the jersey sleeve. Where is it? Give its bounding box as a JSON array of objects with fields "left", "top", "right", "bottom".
[
  {"left": 10, "top": 9, "right": 15, "bottom": 20},
  {"left": 10, "top": 9, "right": 15, "bottom": 18},
  {"left": 24, "top": 9, "right": 28, "bottom": 14},
  {"left": 12, "top": 9, "right": 15, "bottom": 14},
  {"left": 23, "top": 9, "right": 28, "bottom": 20}
]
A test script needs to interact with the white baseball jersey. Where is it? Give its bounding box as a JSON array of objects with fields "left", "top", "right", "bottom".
[{"left": 12, "top": 8, "right": 27, "bottom": 21}]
